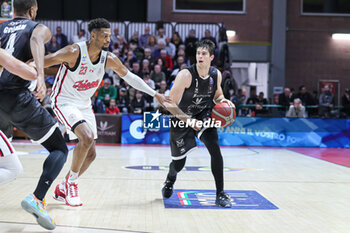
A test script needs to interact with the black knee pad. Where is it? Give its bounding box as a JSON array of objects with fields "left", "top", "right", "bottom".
[{"left": 42, "top": 127, "right": 68, "bottom": 155}]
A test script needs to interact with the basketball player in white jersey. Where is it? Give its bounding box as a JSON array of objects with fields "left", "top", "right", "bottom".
[
  {"left": 43, "top": 18, "right": 167, "bottom": 207},
  {"left": 0, "top": 48, "right": 38, "bottom": 186}
]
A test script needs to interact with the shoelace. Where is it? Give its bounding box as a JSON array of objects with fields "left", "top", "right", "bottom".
[{"left": 69, "top": 182, "right": 79, "bottom": 198}]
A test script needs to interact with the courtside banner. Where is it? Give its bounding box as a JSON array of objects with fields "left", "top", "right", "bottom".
[{"left": 121, "top": 114, "right": 350, "bottom": 147}]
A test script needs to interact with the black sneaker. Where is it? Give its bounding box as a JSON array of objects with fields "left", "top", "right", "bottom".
[
  {"left": 162, "top": 180, "right": 174, "bottom": 198},
  {"left": 215, "top": 191, "right": 232, "bottom": 208}
]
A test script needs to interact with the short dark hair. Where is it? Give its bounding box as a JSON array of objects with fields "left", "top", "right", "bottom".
[
  {"left": 196, "top": 39, "right": 215, "bottom": 56},
  {"left": 14, "top": 0, "right": 37, "bottom": 15},
  {"left": 88, "top": 18, "right": 110, "bottom": 33}
]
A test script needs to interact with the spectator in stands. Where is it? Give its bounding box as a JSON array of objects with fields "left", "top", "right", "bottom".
[
  {"left": 146, "top": 35, "right": 158, "bottom": 54},
  {"left": 278, "top": 87, "right": 294, "bottom": 112},
  {"left": 55, "top": 26, "right": 68, "bottom": 49},
  {"left": 105, "top": 99, "right": 120, "bottom": 115},
  {"left": 1, "top": 1, "right": 11, "bottom": 18},
  {"left": 131, "top": 62, "right": 143, "bottom": 78},
  {"left": 153, "top": 40, "right": 166, "bottom": 58},
  {"left": 170, "top": 63, "right": 187, "bottom": 86},
  {"left": 130, "top": 90, "right": 146, "bottom": 114},
  {"left": 202, "top": 29, "right": 217, "bottom": 47},
  {"left": 143, "top": 47, "right": 154, "bottom": 66},
  {"left": 173, "top": 55, "right": 185, "bottom": 70},
  {"left": 171, "top": 32, "right": 183, "bottom": 52},
  {"left": 157, "top": 49, "right": 173, "bottom": 71},
  {"left": 286, "top": 98, "right": 306, "bottom": 118},
  {"left": 115, "top": 35, "right": 128, "bottom": 51},
  {"left": 116, "top": 87, "right": 130, "bottom": 113},
  {"left": 46, "top": 36, "right": 60, "bottom": 54},
  {"left": 126, "top": 50, "right": 138, "bottom": 68},
  {"left": 72, "top": 29, "right": 86, "bottom": 44},
  {"left": 156, "top": 27, "right": 166, "bottom": 44},
  {"left": 153, "top": 80, "right": 169, "bottom": 113},
  {"left": 174, "top": 48, "right": 186, "bottom": 64},
  {"left": 143, "top": 72, "right": 155, "bottom": 90},
  {"left": 139, "top": 26, "right": 151, "bottom": 48},
  {"left": 97, "top": 78, "right": 117, "bottom": 110},
  {"left": 129, "top": 39, "right": 144, "bottom": 63},
  {"left": 129, "top": 31, "right": 139, "bottom": 45},
  {"left": 342, "top": 88, "right": 350, "bottom": 117},
  {"left": 231, "top": 88, "right": 247, "bottom": 116},
  {"left": 141, "top": 59, "right": 151, "bottom": 74},
  {"left": 165, "top": 37, "right": 176, "bottom": 58},
  {"left": 246, "top": 90, "right": 258, "bottom": 105},
  {"left": 185, "top": 29, "right": 199, "bottom": 65},
  {"left": 155, "top": 58, "right": 168, "bottom": 75},
  {"left": 150, "top": 64, "right": 166, "bottom": 87},
  {"left": 255, "top": 92, "right": 268, "bottom": 116},
  {"left": 111, "top": 27, "right": 121, "bottom": 47},
  {"left": 296, "top": 85, "right": 315, "bottom": 107},
  {"left": 128, "top": 87, "right": 136, "bottom": 103},
  {"left": 318, "top": 85, "right": 334, "bottom": 118}
]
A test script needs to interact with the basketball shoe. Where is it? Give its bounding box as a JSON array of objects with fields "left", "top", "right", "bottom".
[
  {"left": 162, "top": 179, "right": 174, "bottom": 198},
  {"left": 65, "top": 177, "right": 82, "bottom": 207},
  {"left": 53, "top": 181, "right": 66, "bottom": 202},
  {"left": 215, "top": 191, "right": 232, "bottom": 208},
  {"left": 21, "top": 194, "right": 56, "bottom": 230}
]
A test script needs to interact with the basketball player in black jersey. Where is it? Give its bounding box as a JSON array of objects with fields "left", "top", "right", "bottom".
[
  {"left": 0, "top": 0, "right": 68, "bottom": 230},
  {"left": 162, "top": 40, "right": 235, "bottom": 208}
]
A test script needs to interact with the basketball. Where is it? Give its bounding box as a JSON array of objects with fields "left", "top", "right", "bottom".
[{"left": 211, "top": 102, "right": 236, "bottom": 127}]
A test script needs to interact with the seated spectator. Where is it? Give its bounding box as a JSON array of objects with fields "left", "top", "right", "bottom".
[
  {"left": 153, "top": 80, "right": 169, "bottom": 113},
  {"left": 116, "top": 87, "right": 130, "bottom": 113},
  {"left": 97, "top": 78, "right": 117, "bottom": 111},
  {"left": 165, "top": 37, "right": 176, "bottom": 58},
  {"left": 1, "top": 1, "right": 11, "bottom": 18},
  {"left": 55, "top": 26, "right": 68, "bottom": 49},
  {"left": 139, "top": 26, "right": 151, "bottom": 48},
  {"left": 130, "top": 90, "right": 146, "bottom": 114},
  {"left": 153, "top": 40, "right": 166, "bottom": 58},
  {"left": 111, "top": 27, "right": 121, "bottom": 47},
  {"left": 46, "top": 36, "right": 60, "bottom": 54},
  {"left": 105, "top": 99, "right": 120, "bottom": 115},
  {"left": 342, "top": 88, "right": 350, "bottom": 117},
  {"left": 72, "top": 29, "right": 86, "bottom": 44},
  {"left": 150, "top": 64, "right": 166, "bottom": 87},
  {"left": 146, "top": 35, "right": 158, "bottom": 54},
  {"left": 278, "top": 87, "right": 294, "bottom": 110},
  {"left": 201, "top": 29, "right": 217, "bottom": 48},
  {"left": 170, "top": 63, "right": 187, "bottom": 86},
  {"left": 246, "top": 90, "right": 258, "bottom": 105},
  {"left": 255, "top": 92, "right": 268, "bottom": 116},
  {"left": 296, "top": 85, "right": 315, "bottom": 106},
  {"left": 129, "top": 39, "right": 144, "bottom": 62},
  {"left": 157, "top": 49, "right": 173, "bottom": 71},
  {"left": 141, "top": 59, "right": 151, "bottom": 74},
  {"left": 143, "top": 72, "right": 155, "bottom": 90},
  {"left": 286, "top": 98, "right": 306, "bottom": 118},
  {"left": 318, "top": 85, "right": 334, "bottom": 118},
  {"left": 171, "top": 32, "right": 183, "bottom": 52},
  {"left": 131, "top": 62, "right": 143, "bottom": 78},
  {"left": 115, "top": 35, "right": 128, "bottom": 51},
  {"left": 185, "top": 29, "right": 199, "bottom": 65},
  {"left": 156, "top": 27, "right": 166, "bottom": 44},
  {"left": 143, "top": 47, "right": 154, "bottom": 67},
  {"left": 173, "top": 55, "right": 185, "bottom": 70},
  {"left": 129, "top": 31, "right": 139, "bottom": 45},
  {"left": 126, "top": 50, "right": 138, "bottom": 68}
]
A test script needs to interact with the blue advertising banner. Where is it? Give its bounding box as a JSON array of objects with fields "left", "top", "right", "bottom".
[{"left": 121, "top": 114, "right": 350, "bottom": 148}]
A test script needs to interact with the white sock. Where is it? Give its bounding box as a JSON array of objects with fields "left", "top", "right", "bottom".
[{"left": 68, "top": 170, "right": 79, "bottom": 183}]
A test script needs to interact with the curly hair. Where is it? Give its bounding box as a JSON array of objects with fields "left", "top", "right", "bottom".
[{"left": 88, "top": 18, "right": 110, "bottom": 33}]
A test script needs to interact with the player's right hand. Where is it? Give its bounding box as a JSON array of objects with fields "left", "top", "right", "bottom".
[
  {"left": 190, "top": 119, "right": 202, "bottom": 131},
  {"left": 35, "top": 75, "right": 46, "bottom": 102}
]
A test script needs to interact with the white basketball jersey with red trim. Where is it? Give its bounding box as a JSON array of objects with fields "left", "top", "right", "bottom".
[
  {"left": 0, "top": 130, "right": 15, "bottom": 157},
  {"left": 51, "top": 41, "right": 107, "bottom": 107}
]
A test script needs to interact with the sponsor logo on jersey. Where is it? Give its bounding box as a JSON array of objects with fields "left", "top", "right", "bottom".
[
  {"left": 82, "top": 53, "right": 87, "bottom": 62},
  {"left": 72, "top": 80, "right": 99, "bottom": 91},
  {"left": 101, "top": 55, "right": 105, "bottom": 63}
]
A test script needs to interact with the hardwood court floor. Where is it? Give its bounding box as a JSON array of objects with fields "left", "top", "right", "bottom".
[{"left": 1, "top": 143, "right": 350, "bottom": 233}]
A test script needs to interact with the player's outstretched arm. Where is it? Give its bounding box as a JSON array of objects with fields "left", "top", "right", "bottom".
[
  {"left": 43, "top": 44, "right": 80, "bottom": 68},
  {"left": 30, "top": 24, "right": 51, "bottom": 101},
  {"left": 213, "top": 70, "right": 235, "bottom": 108},
  {"left": 105, "top": 52, "right": 167, "bottom": 108},
  {"left": 0, "top": 48, "right": 37, "bottom": 80},
  {"left": 165, "top": 69, "right": 201, "bottom": 131}
]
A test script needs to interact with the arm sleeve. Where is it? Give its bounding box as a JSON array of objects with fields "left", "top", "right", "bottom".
[{"left": 121, "top": 70, "right": 156, "bottom": 97}]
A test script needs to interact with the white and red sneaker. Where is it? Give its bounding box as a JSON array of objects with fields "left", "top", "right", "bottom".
[
  {"left": 65, "top": 178, "right": 83, "bottom": 207},
  {"left": 53, "top": 183, "right": 66, "bottom": 202}
]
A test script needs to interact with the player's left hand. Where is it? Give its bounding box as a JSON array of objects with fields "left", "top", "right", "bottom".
[{"left": 154, "top": 93, "right": 171, "bottom": 109}]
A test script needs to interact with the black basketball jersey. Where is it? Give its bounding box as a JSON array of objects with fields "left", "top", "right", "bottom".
[
  {"left": 0, "top": 18, "right": 39, "bottom": 90},
  {"left": 178, "top": 64, "right": 218, "bottom": 118}
]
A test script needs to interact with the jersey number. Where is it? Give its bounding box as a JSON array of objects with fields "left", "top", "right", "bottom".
[
  {"left": 79, "top": 66, "right": 88, "bottom": 75},
  {"left": 5, "top": 33, "right": 16, "bottom": 55}
]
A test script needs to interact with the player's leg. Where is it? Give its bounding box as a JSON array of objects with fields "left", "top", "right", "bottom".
[
  {"left": 199, "top": 127, "right": 232, "bottom": 208},
  {"left": 3, "top": 90, "right": 68, "bottom": 230},
  {"left": 162, "top": 125, "right": 196, "bottom": 198},
  {"left": 0, "top": 130, "right": 23, "bottom": 186},
  {"left": 77, "top": 140, "right": 96, "bottom": 177}
]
